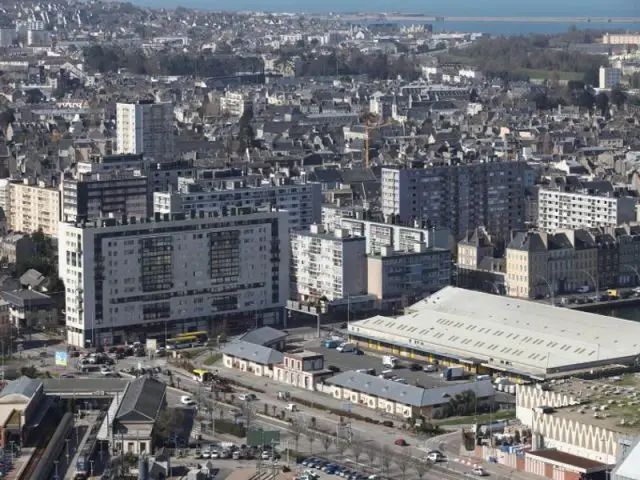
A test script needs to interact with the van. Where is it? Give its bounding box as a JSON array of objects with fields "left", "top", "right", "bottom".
[
  {"left": 336, "top": 342, "right": 355, "bottom": 353},
  {"left": 286, "top": 403, "right": 297, "bottom": 412},
  {"left": 379, "top": 369, "right": 394, "bottom": 379}
]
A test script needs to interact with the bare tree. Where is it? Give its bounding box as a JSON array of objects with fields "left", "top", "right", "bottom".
[
  {"left": 365, "top": 445, "right": 378, "bottom": 471},
  {"left": 380, "top": 446, "right": 392, "bottom": 478},
  {"left": 308, "top": 435, "right": 316, "bottom": 454},
  {"left": 290, "top": 420, "right": 304, "bottom": 452},
  {"left": 322, "top": 435, "right": 332, "bottom": 455},
  {"left": 414, "top": 458, "right": 430, "bottom": 480},
  {"left": 396, "top": 454, "right": 410, "bottom": 480},
  {"left": 335, "top": 437, "right": 348, "bottom": 459},
  {"left": 350, "top": 436, "right": 365, "bottom": 465}
]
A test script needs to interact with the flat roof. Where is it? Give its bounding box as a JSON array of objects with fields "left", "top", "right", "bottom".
[
  {"left": 349, "top": 287, "right": 640, "bottom": 376},
  {"left": 527, "top": 450, "right": 607, "bottom": 472},
  {"left": 540, "top": 375, "right": 640, "bottom": 435}
]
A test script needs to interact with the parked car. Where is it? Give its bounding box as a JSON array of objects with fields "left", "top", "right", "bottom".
[
  {"left": 238, "top": 393, "right": 257, "bottom": 402},
  {"left": 327, "top": 365, "right": 341, "bottom": 373},
  {"left": 409, "top": 363, "right": 422, "bottom": 371},
  {"left": 394, "top": 438, "right": 407, "bottom": 446},
  {"left": 472, "top": 467, "right": 488, "bottom": 476},
  {"left": 180, "top": 395, "right": 196, "bottom": 406}
]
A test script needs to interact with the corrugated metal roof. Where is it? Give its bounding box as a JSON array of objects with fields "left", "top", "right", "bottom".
[
  {"left": 349, "top": 286, "right": 640, "bottom": 374},
  {"left": 115, "top": 377, "right": 165, "bottom": 422},
  {"left": 0, "top": 376, "right": 41, "bottom": 400},
  {"left": 239, "top": 326, "right": 287, "bottom": 347}
]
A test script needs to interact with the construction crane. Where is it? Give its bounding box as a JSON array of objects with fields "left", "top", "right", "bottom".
[{"left": 363, "top": 114, "right": 396, "bottom": 168}]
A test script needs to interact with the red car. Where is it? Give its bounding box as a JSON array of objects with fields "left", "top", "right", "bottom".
[{"left": 394, "top": 438, "right": 407, "bottom": 446}]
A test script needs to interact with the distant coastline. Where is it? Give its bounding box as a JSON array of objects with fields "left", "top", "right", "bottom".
[{"left": 311, "top": 14, "right": 640, "bottom": 24}]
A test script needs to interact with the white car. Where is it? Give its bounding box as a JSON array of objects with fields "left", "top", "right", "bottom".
[
  {"left": 238, "top": 393, "right": 257, "bottom": 401},
  {"left": 261, "top": 451, "right": 271, "bottom": 460},
  {"left": 201, "top": 449, "right": 211, "bottom": 459},
  {"left": 180, "top": 395, "right": 196, "bottom": 405},
  {"left": 472, "top": 467, "right": 488, "bottom": 476},
  {"left": 576, "top": 285, "right": 590, "bottom": 293}
]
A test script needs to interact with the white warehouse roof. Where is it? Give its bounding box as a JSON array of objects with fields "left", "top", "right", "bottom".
[{"left": 348, "top": 286, "right": 640, "bottom": 377}]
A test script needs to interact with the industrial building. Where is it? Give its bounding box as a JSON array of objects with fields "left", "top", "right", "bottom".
[{"left": 347, "top": 286, "right": 640, "bottom": 381}]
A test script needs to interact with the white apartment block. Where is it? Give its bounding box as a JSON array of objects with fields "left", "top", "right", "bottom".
[
  {"left": 59, "top": 207, "right": 289, "bottom": 347},
  {"left": 154, "top": 178, "right": 322, "bottom": 230},
  {"left": 538, "top": 189, "right": 637, "bottom": 231},
  {"left": 116, "top": 101, "right": 175, "bottom": 162},
  {"left": 9, "top": 179, "right": 60, "bottom": 237},
  {"left": 220, "top": 91, "right": 246, "bottom": 117},
  {"left": 290, "top": 225, "right": 366, "bottom": 302},
  {"left": 321, "top": 205, "right": 450, "bottom": 253},
  {"left": 599, "top": 66, "right": 622, "bottom": 89}
]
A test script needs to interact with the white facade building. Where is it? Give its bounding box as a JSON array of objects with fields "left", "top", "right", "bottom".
[
  {"left": 219, "top": 91, "right": 246, "bottom": 117},
  {"left": 0, "top": 29, "right": 16, "bottom": 47},
  {"left": 154, "top": 178, "right": 322, "bottom": 231},
  {"left": 538, "top": 188, "right": 637, "bottom": 231},
  {"left": 290, "top": 225, "right": 367, "bottom": 302},
  {"left": 599, "top": 66, "right": 622, "bottom": 89},
  {"left": 321, "top": 205, "right": 450, "bottom": 253},
  {"left": 59, "top": 207, "right": 289, "bottom": 347},
  {"left": 116, "top": 101, "right": 175, "bottom": 162}
]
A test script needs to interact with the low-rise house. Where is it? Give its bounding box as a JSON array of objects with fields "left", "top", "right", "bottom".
[
  {"left": 221, "top": 340, "right": 284, "bottom": 378},
  {"left": 0, "top": 234, "right": 35, "bottom": 265},
  {"left": 0, "top": 376, "right": 44, "bottom": 447},
  {"left": 1, "top": 289, "right": 56, "bottom": 331},
  {"left": 107, "top": 377, "right": 166, "bottom": 455},
  {"left": 325, "top": 372, "right": 494, "bottom": 419},
  {"left": 272, "top": 350, "right": 332, "bottom": 391}
]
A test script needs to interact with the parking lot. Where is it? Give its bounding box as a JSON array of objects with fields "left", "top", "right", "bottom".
[{"left": 307, "top": 345, "right": 470, "bottom": 388}]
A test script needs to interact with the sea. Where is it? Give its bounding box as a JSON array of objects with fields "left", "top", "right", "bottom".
[{"left": 128, "top": 0, "right": 640, "bottom": 35}]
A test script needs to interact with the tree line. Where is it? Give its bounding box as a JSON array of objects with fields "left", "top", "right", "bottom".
[{"left": 440, "top": 35, "right": 608, "bottom": 84}]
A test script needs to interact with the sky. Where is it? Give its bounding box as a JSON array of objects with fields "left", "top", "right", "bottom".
[{"left": 125, "top": 0, "right": 640, "bottom": 17}]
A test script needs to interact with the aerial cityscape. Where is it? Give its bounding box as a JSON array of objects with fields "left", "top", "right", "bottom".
[{"left": 0, "top": 0, "right": 639, "bottom": 479}]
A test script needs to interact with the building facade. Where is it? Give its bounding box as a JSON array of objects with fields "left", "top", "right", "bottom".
[
  {"left": 290, "top": 225, "right": 367, "bottom": 303},
  {"left": 506, "top": 230, "right": 598, "bottom": 299},
  {"left": 58, "top": 207, "right": 289, "bottom": 347},
  {"left": 116, "top": 101, "right": 175, "bottom": 162},
  {"left": 8, "top": 179, "right": 60, "bottom": 237},
  {"left": 367, "top": 244, "right": 451, "bottom": 309},
  {"left": 62, "top": 171, "right": 149, "bottom": 222},
  {"left": 154, "top": 178, "right": 322, "bottom": 231},
  {"left": 381, "top": 161, "right": 525, "bottom": 243},
  {"left": 538, "top": 188, "right": 636, "bottom": 232},
  {"left": 321, "top": 206, "right": 450, "bottom": 253},
  {"left": 598, "top": 66, "right": 623, "bottom": 89}
]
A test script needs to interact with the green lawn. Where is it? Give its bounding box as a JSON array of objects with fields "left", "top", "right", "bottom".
[
  {"left": 436, "top": 410, "right": 516, "bottom": 426},
  {"left": 203, "top": 353, "right": 222, "bottom": 366},
  {"left": 516, "top": 68, "right": 583, "bottom": 81}
]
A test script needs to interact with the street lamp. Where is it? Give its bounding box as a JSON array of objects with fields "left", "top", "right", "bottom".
[
  {"left": 535, "top": 275, "right": 555, "bottom": 306},
  {"left": 580, "top": 269, "right": 599, "bottom": 300}
]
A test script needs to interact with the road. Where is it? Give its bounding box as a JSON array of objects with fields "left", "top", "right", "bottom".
[{"left": 110, "top": 352, "right": 531, "bottom": 480}]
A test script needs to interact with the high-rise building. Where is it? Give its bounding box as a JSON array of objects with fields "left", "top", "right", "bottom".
[
  {"left": 154, "top": 176, "right": 322, "bottom": 231},
  {"left": 381, "top": 161, "right": 526, "bottom": 243},
  {"left": 290, "top": 225, "right": 367, "bottom": 302},
  {"left": 598, "top": 66, "right": 622, "bottom": 89},
  {"left": 62, "top": 171, "right": 149, "bottom": 222},
  {"left": 116, "top": 101, "right": 175, "bottom": 162},
  {"left": 8, "top": 179, "right": 60, "bottom": 237},
  {"left": 59, "top": 207, "right": 289, "bottom": 347}
]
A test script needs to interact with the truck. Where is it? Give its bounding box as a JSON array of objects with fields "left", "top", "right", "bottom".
[
  {"left": 323, "top": 339, "right": 340, "bottom": 349},
  {"left": 382, "top": 355, "right": 398, "bottom": 368},
  {"left": 441, "top": 365, "right": 467, "bottom": 381},
  {"left": 336, "top": 342, "right": 355, "bottom": 353}
]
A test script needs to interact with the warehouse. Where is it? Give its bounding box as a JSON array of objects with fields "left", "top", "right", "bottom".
[{"left": 348, "top": 286, "right": 640, "bottom": 381}]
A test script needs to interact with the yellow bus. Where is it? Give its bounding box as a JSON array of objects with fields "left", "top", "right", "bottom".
[
  {"left": 193, "top": 369, "right": 214, "bottom": 383},
  {"left": 176, "top": 331, "right": 208, "bottom": 342},
  {"left": 167, "top": 336, "right": 197, "bottom": 350}
]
